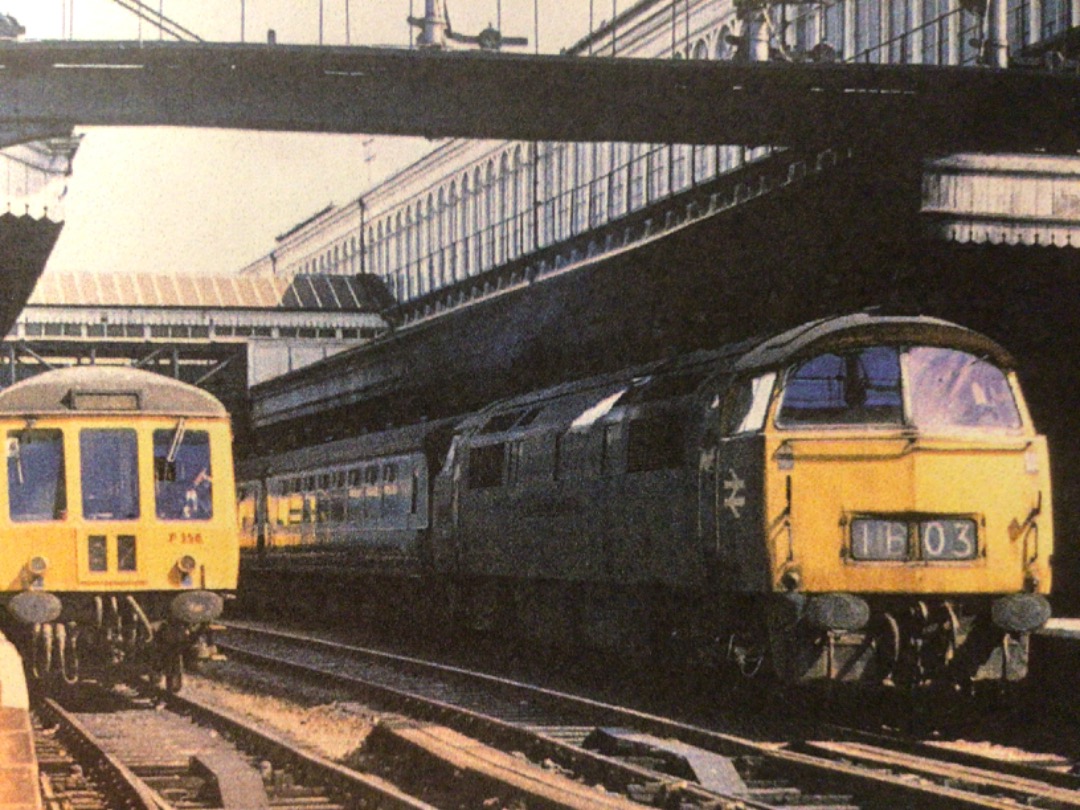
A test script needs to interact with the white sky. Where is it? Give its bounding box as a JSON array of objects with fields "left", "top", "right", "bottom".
[{"left": 3, "top": 0, "right": 616, "bottom": 275}]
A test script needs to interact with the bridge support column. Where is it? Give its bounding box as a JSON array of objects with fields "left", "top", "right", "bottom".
[
  {"left": 745, "top": 11, "right": 771, "bottom": 62},
  {"left": 987, "top": 0, "right": 1009, "bottom": 68},
  {"left": 1029, "top": 1, "right": 1042, "bottom": 47}
]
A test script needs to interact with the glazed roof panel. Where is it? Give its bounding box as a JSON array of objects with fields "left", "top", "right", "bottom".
[{"left": 27, "top": 271, "right": 391, "bottom": 312}]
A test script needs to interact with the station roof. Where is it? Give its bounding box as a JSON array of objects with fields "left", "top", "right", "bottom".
[{"left": 28, "top": 271, "right": 393, "bottom": 312}]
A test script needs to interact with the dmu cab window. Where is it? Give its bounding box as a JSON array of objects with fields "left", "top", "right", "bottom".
[
  {"left": 153, "top": 428, "right": 212, "bottom": 520},
  {"left": 778, "top": 347, "right": 903, "bottom": 427},
  {"left": 7, "top": 429, "right": 67, "bottom": 522},
  {"left": 81, "top": 429, "right": 139, "bottom": 520}
]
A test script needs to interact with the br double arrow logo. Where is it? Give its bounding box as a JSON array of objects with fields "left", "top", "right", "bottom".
[{"left": 723, "top": 468, "right": 746, "bottom": 518}]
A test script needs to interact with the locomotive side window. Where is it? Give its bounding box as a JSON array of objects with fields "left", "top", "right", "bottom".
[
  {"left": 7, "top": 429, "right": 67, "bottom": 522},
  {"left": 506, "top": 441, "right": 524, "bottom": 484},
  {"left": 722, "top": 372, "right": 776, "bottom": 435},
  {"left": 600, "top": 423, "right": 622, "bottom": 475},
  {"left": 469, "top": 443, "right": 505, "bottom": 489},
  {"left": 626, "top": 414, "right": 684, "bottom": 472},
  {"left": 330, "top": 491, "right": 346, "bottom": 522},
  {"left": 907, "top": 347, "right": 1021, "bottom": 430},
  {"left": 81, "top": 429, "right": 139, "bottom": 520},
  {"left": 153, "top": 429, "right": 212, "bottom": 520},
  {"left": 778, "top": 347, "right": 902, "bottom": 426}
]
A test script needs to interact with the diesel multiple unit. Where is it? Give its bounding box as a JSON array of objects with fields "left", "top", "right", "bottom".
[{"left": 0, "top": 366, "right": 238, "bottom": 690}]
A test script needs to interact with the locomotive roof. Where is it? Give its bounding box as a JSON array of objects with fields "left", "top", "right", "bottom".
[
  {"left": 456, "top": 347, "right": 735, "bottom": 435},
  {"left": 0, "top": 366, "right": 227, "bottom": 417},
  {"left": 734, "top": 314, "right": 1015, "bottom": 373},
  {"left": 456, "top": 315, "right": 1014, "bottom": 438}
]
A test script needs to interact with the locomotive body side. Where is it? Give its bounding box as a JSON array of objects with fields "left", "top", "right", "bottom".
[
  {"left": 0, "top": 366, "right": 237, "bottom": 690},
  {"left": 429, "top": 352, "right": 737, "bottom": 648}
]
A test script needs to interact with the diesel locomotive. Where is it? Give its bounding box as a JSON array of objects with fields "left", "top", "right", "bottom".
[
  {"left": 239, "top": 314, "right": 1053, "bottom": 688},
  {"left": 0, "top": 366, "right": 238, "bottom": 690}
]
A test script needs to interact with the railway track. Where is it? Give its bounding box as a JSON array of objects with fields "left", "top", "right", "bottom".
[
  {"left": 214, "top": 621, "right": 1080, "bottom": 810},
  {"left": 31, "top": 684, "right": 444, "bottom": 809}
]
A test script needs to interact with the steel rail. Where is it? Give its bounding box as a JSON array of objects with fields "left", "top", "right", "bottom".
[
  {"left": 161, "top": 689, "right": 439, "bottom": 810},
  {"left": 37, "top": 697, "right": 168, "bottom": 810},
  {"left": 219, "top": 621, "right": 1073, "bottom": 809}
]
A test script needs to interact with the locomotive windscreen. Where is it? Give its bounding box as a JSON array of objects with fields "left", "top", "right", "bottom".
[{"left": 777, "top": 346, "right": 1021, "bottom": 431}]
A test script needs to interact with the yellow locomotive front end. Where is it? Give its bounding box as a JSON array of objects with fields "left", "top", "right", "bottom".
[
  {"left": 716, "top": 315, "right": 1052, "bottom": 688},
  {"left": 0, "top": 367, "right": 238, "bottom": 690}
]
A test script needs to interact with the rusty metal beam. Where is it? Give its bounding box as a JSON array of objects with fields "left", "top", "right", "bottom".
[{"left": 0, "top": 41, "right": 1077, "bottom": 152}]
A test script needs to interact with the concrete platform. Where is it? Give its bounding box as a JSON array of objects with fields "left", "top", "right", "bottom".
[
  {"left": 0, "top": 631, "right": 38, "bottom": 810},
  {"left": 1036, "top": 618, "right": 1080, "bottom": 640}
]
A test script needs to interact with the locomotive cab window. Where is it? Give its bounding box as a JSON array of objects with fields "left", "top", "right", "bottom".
[
  {"left": 778, "top": 347, "right": 902, "bottom": 426},
  {"left": 906, "top": 347, "right": 1021, "bottom": 431},
  {"left": 7, "top": 429, "right": 67, "bottom": 522},
  {"left": 81, "top": 428, "right": 139, "bottom": 520},
  {"left": 153, "top": 428, "right": 212, "bottom": 520}
]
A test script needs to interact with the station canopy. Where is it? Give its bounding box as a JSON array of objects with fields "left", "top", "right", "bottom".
[{"left": 28, "top": 271, "right": 394, "bottom": 312}]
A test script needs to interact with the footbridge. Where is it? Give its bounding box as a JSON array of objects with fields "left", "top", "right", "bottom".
[{"left": 0, "top": 40, "right": 1078, "bottom": 153}]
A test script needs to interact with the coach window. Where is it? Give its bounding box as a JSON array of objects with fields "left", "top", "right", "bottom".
[
  {"left": 722, "top": 372, "right": 777, "bottom": 435},
  {"left": 81, "top": 429, "right": 139, "bottom": 520},
  {"left": 153, "top": 428, "right": 213, "bottom": 520},
  {"left": 8, "top": 429, "right": 66, "bottom": 521}
]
